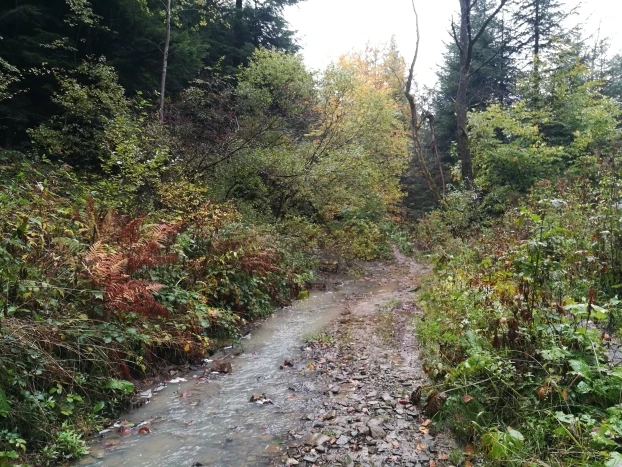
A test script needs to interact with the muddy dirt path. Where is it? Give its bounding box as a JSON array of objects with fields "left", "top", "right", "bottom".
[{"left": 279, "top": 253, "right": 456, "bottom": 467}]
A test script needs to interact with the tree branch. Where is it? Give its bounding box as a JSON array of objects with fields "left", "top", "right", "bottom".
[
  {"left": 406, "top": 0, "right": 420, "bottom": 96},
  {"left": 471, "top": 0, "right": 510, "bottom": 47},
  {"left": 450, "top": 18, "right": 463, "bottom": 52}
]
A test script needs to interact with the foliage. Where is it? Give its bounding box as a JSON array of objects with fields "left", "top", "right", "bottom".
[
  {"left": 417, "top": 169, "right": 622, "bottom": 465},
  {"left": 469, "top": 54, "right": 621, "bottom": 209},
  {"left": 0, "top": 159, "right": 313, "bottom": 463}
]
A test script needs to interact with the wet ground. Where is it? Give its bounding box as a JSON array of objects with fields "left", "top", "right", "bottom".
[
  {"left": 281, "top": 255, "right": 457, "bottom": 466},
  {"left": 78, "top": 270, "right": 400, "bottom": 467}
]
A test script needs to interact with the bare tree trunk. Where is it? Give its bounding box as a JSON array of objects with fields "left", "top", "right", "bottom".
[
  {"left": 426, "top": 112, "right": 446, "bottom": 198},
  {"left": 159, "top": 0, "right": 172, "bottom": 122},
  {"left": 406, "top": 0, "right": 441, "bottom": 203}
]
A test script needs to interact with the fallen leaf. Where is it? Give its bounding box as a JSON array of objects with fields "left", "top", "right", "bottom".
[
  {"left": 464, "top": 462, "right": 473, "bottom": 467},
  {"left": 416, "top": 444, "right": 427, "bottom": 451},
  {"left": 138, "top": 426, "right": 150, "bottom": 434},
  {"left": 430, "top": 461, "right": 436, "bottom": 467},
  {"left": 307, "top": 362, "right": 315, "bottom": 370},
  {"left": 464, "top": 444, "right": 475, "bottom": 455},
  {"left": 118, "top": 426, "right": 131, "bottom": 436},
  {"left": 184, "top": 343, "right": 190, "bottom": 352},
  {"left": 437, "top": 453, "right": 449, "bottom": 461},
  {"left": 421, "top": 419, "right": 432, "bottom": 427},
  {"left": 462, "top": 394, "right": 474, "bottom": 403},
  {"left": 561, "top": 388, "right": 568, "bottom": 400}
]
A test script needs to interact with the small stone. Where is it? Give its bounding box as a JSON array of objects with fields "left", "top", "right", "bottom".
[
  {"left": 211, "top": 359, "right": 232, "bottom": 374},
  {"left": 324, "top": 410, "right": 337, "bottom": 420},
  {"left": 367, "top": 421, "right": 386, "bottom": 439},
  {"left": 336, "top": 435, "right": 350, "bottom": 445},
  {"left": 286, "top": 459, "right": 299, "bottom": 466},
  {"left": 304, "top": 433, "right": 331, "bottom": 447},
  {"left": 303, "top": 453, "right": 318, "bottom": 463}
]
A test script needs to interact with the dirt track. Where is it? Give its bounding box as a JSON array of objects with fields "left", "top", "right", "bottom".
[{"left": 278, "top": 253, "right": 456, "bottom": 467}]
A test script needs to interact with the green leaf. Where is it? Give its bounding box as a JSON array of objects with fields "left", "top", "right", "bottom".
[
  {"left": 92, "top": 401, "right": 105, "bottom": 413},
  {"left": 0, "top": 387, "right": 10, "bottom": 417},
  {"left": 105, "top": 379, "right": 134, "bottom": 394},
  {"left": 569, "top": 359, "right": 593, "bottom": 379},
  {"left": 507, "top": 428, "right": 524, "bottom": 442}
]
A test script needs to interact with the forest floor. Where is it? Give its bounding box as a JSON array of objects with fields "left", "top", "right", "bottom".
[{"left": 277, "top": 252, "right": 457, "bottom": 467}]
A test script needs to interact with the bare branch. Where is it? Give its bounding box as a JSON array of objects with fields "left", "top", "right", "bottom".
[
  {"left": 406, "top": 0, "right": 420, "bottom": 95},
  {"left": 471, "top": 0, "right": 510, "bottom": 48},
  {"left": 450, "top": 18, "right": 463, "bottom": 52}
]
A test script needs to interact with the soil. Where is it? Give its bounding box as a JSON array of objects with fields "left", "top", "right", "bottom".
[{"left": 276, "top": 251, "right": 458, "bottom": 467}]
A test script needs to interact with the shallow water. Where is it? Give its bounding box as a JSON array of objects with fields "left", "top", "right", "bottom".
[{"left": 79, "top": 275, "right": 397, "bottom": 467}]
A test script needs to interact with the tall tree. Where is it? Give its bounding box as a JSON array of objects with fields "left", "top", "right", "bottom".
[
  {"left": 454, "top": 0, "right": 510, "bottom": 186},
  {"left": 511, "top": 0, "right": 576, "bottom": 102},
  {"left": 405, "top": 2, "right": 442, "bottom": 202},
  {"left": 434, "top": 2, "right": 517, "bottom": 159}
]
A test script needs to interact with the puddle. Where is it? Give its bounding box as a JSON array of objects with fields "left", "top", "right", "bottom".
[{"left": 79, "top": 274, "right": 398, "bottom": 467}]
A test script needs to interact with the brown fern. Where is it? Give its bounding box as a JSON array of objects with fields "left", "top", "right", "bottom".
[{"left": 83, "top": 214, "right": 181, "bottom": 319}]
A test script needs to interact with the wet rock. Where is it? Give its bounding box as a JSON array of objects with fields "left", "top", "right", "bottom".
[
  {"left": 304, "top": 433, "right": 331, "bottom": 447},
  {"left": 319, "top": 261, "right": 339, "bottom": 273},
  {"left": 303, "top": 453, "right": 319, "bottom": 463},
  {"left": 367, "top": 421, "right": 385, "bottom": 439},
  {"left": 211, "top": 359, "right": 232, "bottom": 374},
  {"left": 336, "top": 435, "right": 350, "bottom": 446}
]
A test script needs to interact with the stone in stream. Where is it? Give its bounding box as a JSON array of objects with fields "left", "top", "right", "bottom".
[{"left": 211, "top": 359, "right": 232, "bottom": 374}]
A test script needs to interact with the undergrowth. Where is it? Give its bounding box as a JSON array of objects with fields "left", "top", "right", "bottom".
[{"left": 417, "top": 167, "right": 622, "bottom": 466}]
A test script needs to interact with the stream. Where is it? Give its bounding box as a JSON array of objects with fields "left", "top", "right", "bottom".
[{"left": 79, "top": 273, "right": 398, "bottom": 467}]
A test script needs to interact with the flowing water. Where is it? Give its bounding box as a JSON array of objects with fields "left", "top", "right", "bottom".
[{"left": 79, "top": 274, "right": 397, "bottom": 467}]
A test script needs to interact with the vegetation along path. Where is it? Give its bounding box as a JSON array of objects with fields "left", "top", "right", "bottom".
[{"left": 3, "top": 0, "right": 622, "bottom": 465}]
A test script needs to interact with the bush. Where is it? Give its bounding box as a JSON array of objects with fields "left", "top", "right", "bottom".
[{"left": 417, "top": 169, "right": 622, "bottom": 465}]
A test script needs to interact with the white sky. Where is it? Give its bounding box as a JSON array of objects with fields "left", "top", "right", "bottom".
[{"left": 285, "top": 0, "right": 622, "bottom": 87}]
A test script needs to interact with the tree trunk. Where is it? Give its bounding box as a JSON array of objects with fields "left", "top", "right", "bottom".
[
  {"left": 532, "top": 0, "right": 541, "bottom": 106},
  {"left": 159, "top": 0, "right": 172, "bottom": 122},
  {"left": 405, "top": 0, "right": 441, "bottom": 203},
  {"left": 406, "top": 94, "right": 441, "bottom": 203},
  {"left": 457, "top": 0, "right": 474, "bottom": 187},
  {"left": 236, "top": 0, "right": 243, "bottom": 8}
]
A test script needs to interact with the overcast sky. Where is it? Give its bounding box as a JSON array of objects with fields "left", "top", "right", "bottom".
[{"left": 284, "top": 0, "right": 622, "bottom": 87}]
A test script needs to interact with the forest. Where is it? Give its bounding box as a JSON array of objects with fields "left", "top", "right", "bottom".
[{"left": 0, "top": 0, "right": 621, "bottom": 465}]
